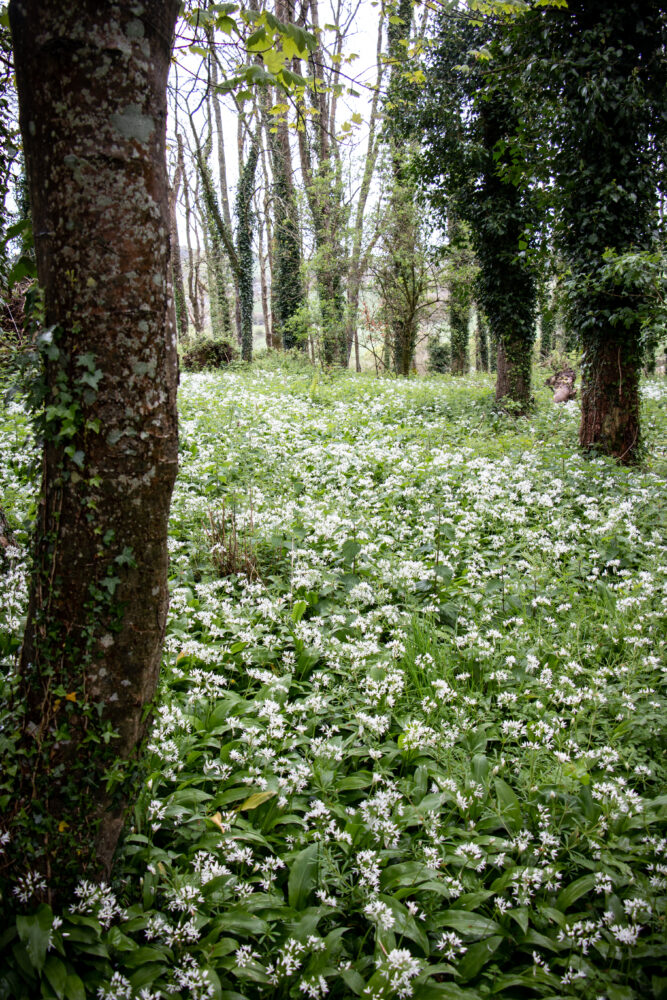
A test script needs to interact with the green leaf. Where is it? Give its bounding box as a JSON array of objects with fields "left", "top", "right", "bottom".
[
  {"left": 494, "top": 778, "right": 522, "bottom": 833},
  {"left": 17, "top": 904, "right": 53, "bottom": 974},
  {"left": 414, "top": 984, "right": 479, "bottom": 1000},
  {"left": 237, "top": 790, "right": 276, "bottom": 811},
  {"left": 246, "top": 26, "right": 268, "bottom": 50},
  {"left": 128, "top": 964, "right": 170, "bottom": 990},
  {"left": 43, "top": 956, "right": 67, "bottom": 999},
  {"left": 434, "top": 910, "right": 502, "bottom": 940},
  {"left": 556, "top": 874, "right": 597, "bottom": 912},
  {"left": 288, "top": 843, "right": 319, "bottom": 910},
  {"left": 341, "top": 539, "right": 361, "bottom": 563},
  {"left": 216, "top": 909, "right": 269, "bottom": 935},
  {"left": 292, "top": 600, "right": 308, "bottom": 622},
  {"left": 64, "top": 974, "right": 86, "bottom": 1000},
  {"left": 456, "top": 935, "right": 503, "bottom": 981},
  {"left": 8, "top": 254, "right": 37, "bottom": 289}
]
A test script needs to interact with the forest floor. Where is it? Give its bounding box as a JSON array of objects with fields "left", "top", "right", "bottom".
[{"left": 1, "top": 359, "right": 666, "bottom": 1000}]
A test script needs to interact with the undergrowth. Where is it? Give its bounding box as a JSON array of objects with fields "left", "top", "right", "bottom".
[{"left": 0, "top": 364, "right": 665, "bottom": 1000}]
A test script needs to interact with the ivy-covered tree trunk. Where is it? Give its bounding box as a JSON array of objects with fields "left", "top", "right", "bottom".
[
  {"left": 496, "top": 336, "right": 531, "bottom": 405},
  {"left": 476, "top": 310, "right": 489, "bottom": 371},
  {"left": 266, "top": 111, "right": 305, "bottom": 350},
  {"left": 475, "top": 91, "right": 536, "bottom": 413},
  {"left": 297, "top": 0, "right": 349, "bottom": 367},
  {"left": 419, "top": 17, "right": 537, "bottom": 412},
  {"left": 5, "top": 0, "right": 179, "bottom": 902},
  {"left": 236, "top": 142, "right": 259, "bottom": 362},
  {"left": 545, "top": 1, "right": 666, "bottom": 462},
  {"left": 579, "top": 337, "right": 640, "bottom": 458},
  {"left": 450, "top": 302, "right": 469, "bottom": 374}
]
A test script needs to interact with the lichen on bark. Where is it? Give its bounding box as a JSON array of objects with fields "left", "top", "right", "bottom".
[{"left": 3, "top": 0, "right": 180, "bottom": 904}]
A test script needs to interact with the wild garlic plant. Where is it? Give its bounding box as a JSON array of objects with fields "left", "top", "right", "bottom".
[{"left": 0, "top": 363, "right": 665, "bottom": 1000}]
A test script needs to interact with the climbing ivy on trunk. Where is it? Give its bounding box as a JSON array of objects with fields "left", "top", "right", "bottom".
[{"left": 3, "top": 0, "right": 180, "bottom": 905}]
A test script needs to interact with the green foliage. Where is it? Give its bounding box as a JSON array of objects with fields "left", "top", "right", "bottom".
[
  {"left": 235, "top": 141, "right": 260, "bottom": 363},
  {"left": 516, "top": 1, "right": 667, "bottom": 456},
  {"left": 1, "top": 361, "right": 666, "bottom": 998},
  {"left": 427, "top": 336, "right": 451, "bottom": 374},
  {"left": 416, "top": 11, "right": 538, "bottom": 408},
  {"left": 181, "top": 334, "right": 238, "bottom": 372}
]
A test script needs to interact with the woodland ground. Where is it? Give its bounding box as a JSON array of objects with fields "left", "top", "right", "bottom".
[{"left": 0, "top": 359, "right": 666, "bottom": 1000}]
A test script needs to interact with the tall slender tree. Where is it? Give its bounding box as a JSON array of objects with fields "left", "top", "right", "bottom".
[{"left": 5, "top": 0, "right": 180, "bottom": 900}]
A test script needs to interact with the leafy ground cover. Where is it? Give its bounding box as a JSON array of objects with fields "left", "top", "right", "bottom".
[{"left": 1, "top": 361, "right": 666, "bottom": 1000}]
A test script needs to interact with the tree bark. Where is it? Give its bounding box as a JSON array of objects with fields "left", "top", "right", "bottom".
[
  {"left": 168, "top": 145, "right": 188, "bottom": 340},
  {"left": 495, "top": 337, "right": 531, "bottom": 412},
  {"left": 6, "top": 0, "right": 179, "bottom": 901},
  {"left": 579, "top": 338, "right": 640, "bottom": 463}
]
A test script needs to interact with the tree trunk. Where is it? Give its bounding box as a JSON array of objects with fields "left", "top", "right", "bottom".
[
  {"left": 495, "top": 337, "right": 532, "bottom": 412},
  {"left": 476, "top": 309, "right": 489, "bottom": 371},
  {"left": 579, "top": 337, "right": 641, "bottom": 463},
  {"left": 450, "top": 302, "right": 469, "bottom": 374},
  {"left": 236, "top": 142, "right": 259, "bottom": 362},
  {"left": 168, "top": 160, "right": 188, "bottom": 341},
  {"left": 6, "top": 0, "right": 180, "bottom": 902}
]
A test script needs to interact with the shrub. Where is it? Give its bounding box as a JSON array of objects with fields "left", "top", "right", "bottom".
[
  {"left": 427, "top": 336, "right": 451, "bottom": 373},
  {"left": 181, "top": 335, "right": 238, "bottom": 371}
]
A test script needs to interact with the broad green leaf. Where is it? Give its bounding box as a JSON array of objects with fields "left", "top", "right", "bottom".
[
  {"left": 288, "top": 843, "right": 319, "bottom": 910},
  {"left": 456, "top": 935, "right": 503, "bottom": 981},
  {"left": 414, "top": 984, "right": 479, "bottom": 1000},
  {"left": 434, "top": 910, "right": 502, "bottom": 939},
  {"left": 43, "top": 956, "right": 67, "bottom": 999},
  {"left": 292, "top": 600, "right": 308, "bottom": 622},
  {"left": 494, "top": 778, "right": 522, "bottom": 833},
  {"left": 64, "top": 975, "right": 86, "bottom": 1000},
  {"left": 237, "top": 790, "right": 277, "bottom": 811},
  {"left": 128, "top": 964, "right": 170, "bottom": 990},
  {"left": 17, "top": 905, "right": 53, "bottom": 974},
  {"left": 341, "top": 539, "right": 361, "bottom": 563},
  {"left": 556, "top": 874, "right": 597, "bottom": 912}
]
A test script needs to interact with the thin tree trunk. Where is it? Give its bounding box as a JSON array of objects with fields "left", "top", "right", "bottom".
[
  {"left": 6, "top": 0, "right": 179, "bottom": 900},
  {"left": 256, "top": 189, "right": 272, "bottom": 348},
  {"left": 169, "top": 145, "right": 188, "bottom": 340},
  {"left": 209, "top": 54, "right": 243, "bottom": 341},
  {"left": 345, "top": 8, "right": 385, "bottom": 361},
  {"left": 182, "top": 137, "right": 204, "bottom": 336}
]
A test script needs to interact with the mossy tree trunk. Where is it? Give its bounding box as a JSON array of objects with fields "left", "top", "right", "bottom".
[
  {"left": 476, "top": 309, "right": 489, "bottom": 371},
  {"left": 545, "top": 1, "right": 665, "bottom": 462},
  {"left": 5, "top": 0, "right": 179, "bottom": 903},
  {"left": 236, "top": 141, "right": 259, "bottom": 362}
]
